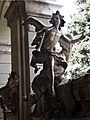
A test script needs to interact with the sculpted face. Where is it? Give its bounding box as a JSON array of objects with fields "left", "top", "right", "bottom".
[
  {"left": 50, "top": 14, "right": 61, "bottom": 27},
  {"left": 54, "top": 58, "right": 67, "bottom": 77},
  {"left": 54, "top": 65, "right": 65, "bottom": 77},
  {"left": 49, "top": 11, "right": 65, "bottom": 29},
  {"left": 54, "top": 14, "right": 60, "bottom": 24}
]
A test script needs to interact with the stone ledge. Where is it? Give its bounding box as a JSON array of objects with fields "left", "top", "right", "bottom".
[
  {"left": 25, "top": 0, "right": 62, "bottom": 18},
  {"left": 31, "top": 117, "right": 90, "bottom": 120}
]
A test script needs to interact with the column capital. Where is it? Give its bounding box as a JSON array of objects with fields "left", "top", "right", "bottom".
[{"left": 4, "top": 1, "right": 25, "bottom": 27}]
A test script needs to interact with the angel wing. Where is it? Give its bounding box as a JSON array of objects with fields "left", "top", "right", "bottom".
[
  {"left": 60, "top": 34, "right": 73, "bottom": 62},
  {"left": 22, "top": 17, "right": 46, "bottom": 49},
  {"left": 22, "top": 17, "right": 45, "bottom": 32}
]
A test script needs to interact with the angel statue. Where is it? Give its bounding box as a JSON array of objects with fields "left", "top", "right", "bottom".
[{"left": 23, "top": 10, "right": 85, "bottom": 96}]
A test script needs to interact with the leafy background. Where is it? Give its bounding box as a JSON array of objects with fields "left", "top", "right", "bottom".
[{"left": 64, "top": 0, "right": 90, "bottom": 77}]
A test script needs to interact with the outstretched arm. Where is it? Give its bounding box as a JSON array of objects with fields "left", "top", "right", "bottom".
[
  {"left": 60, "top": 31, "right": 85, "bottom": 44},
  {"left": 60, "top": 35, "right": 71, "bottom": 43},
  {"left": 70, "top": 32, "right": 86, "bottom": 44}
]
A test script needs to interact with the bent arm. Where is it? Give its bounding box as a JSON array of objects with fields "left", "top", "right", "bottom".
[
  {"left": 60, "top": 33, "right": 85, "bottom": 44},
  {"left": 60, "top": 35, "right": 71, "bottom": 43},
  {"left": 70, "top": 34, "right": 85, "bottom": 43}
]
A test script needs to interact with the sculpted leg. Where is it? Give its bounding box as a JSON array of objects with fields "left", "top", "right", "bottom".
[{"left": 49, "top": 56, "right": 55, "bottom": 96}]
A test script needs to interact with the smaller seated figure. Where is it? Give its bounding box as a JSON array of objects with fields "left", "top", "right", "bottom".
[
  {"left": 54, "top": 56, "right": 68, "bottom": 86},
  {"left": 0, "top": 71, "right": 19, "bottom": 114}
]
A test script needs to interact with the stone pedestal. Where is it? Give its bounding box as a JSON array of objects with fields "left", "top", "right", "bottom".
[
  {"left": 32, "top": 117, "right": 90, "bottom": 120},
  {"left": 4, "top": 110, "right": 16, "bottom": 120}
]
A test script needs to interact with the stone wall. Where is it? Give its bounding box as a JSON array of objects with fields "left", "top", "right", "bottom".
[
  {"left": 0, "top": 18, "right": 11, "bottom": 120},
  {"left": 0, "top": 18, "right": 11, "bottom": 88}
]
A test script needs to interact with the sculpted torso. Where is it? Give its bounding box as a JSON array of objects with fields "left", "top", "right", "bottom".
[{"left": 41, "top": 28, "right": 61, "bottom": 52}]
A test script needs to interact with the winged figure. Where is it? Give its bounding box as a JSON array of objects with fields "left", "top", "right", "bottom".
[
  {"left": 22, "top": 17, "right": 45, "bottom": 32},
  {"left": 23, "top": 10, "right": 85, "bottom": 96}
]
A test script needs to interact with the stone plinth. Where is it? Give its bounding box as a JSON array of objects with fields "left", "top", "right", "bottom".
[
  {"left": 31, "top": 117, "right": 90, "bottom": 120},
  {"left": 3, "top": 110, "right": 16, "bottom": 120}
]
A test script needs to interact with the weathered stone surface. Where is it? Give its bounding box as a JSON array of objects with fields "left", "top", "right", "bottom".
[{"left": 24, "top": 0, "right": 62, "bottom": 17}]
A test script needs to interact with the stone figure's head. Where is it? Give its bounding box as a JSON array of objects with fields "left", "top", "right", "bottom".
[
  {"left": 54, "top": 57, "right": 67, "bottom": 77},
  {"left": 49, "top": 10, "right": 66, "bottom": 30}
]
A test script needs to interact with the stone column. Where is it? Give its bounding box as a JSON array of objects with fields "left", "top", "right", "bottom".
[{"left": 4, "top": 1, "right": 30, "bottom": 120}]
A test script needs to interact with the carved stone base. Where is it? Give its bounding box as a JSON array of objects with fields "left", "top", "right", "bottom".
[
  {"left": 31, "top": 117, "right": 90, "bottom": 120},
  {"left": 59, "top": 118, "right": 90, "bottom": 120},
  {"left": 3, "top": 110, "right": 16, "bottom": 120}
]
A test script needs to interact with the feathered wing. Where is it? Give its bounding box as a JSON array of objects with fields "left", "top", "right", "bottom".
[
  {"left": 22, "top": 17, "right": 45, "bottom": 48},
  {"left": 60, "top": 34, "right": 73, "bottom": 62},
  {"left": 22, "top": 17, "right": 45, "bottom": 32}
]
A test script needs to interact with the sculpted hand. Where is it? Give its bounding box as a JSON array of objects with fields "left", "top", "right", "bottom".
[
  {"left": 79, "top": 31, "right": 86, "bottom": 40},
  {"left": 42, "top": 27, "right": 48, "bottom": 32}
]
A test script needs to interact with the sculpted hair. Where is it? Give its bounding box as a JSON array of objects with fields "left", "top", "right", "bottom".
[{"left": 56, "top": 10, "right": 66, "bottom": 29}]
